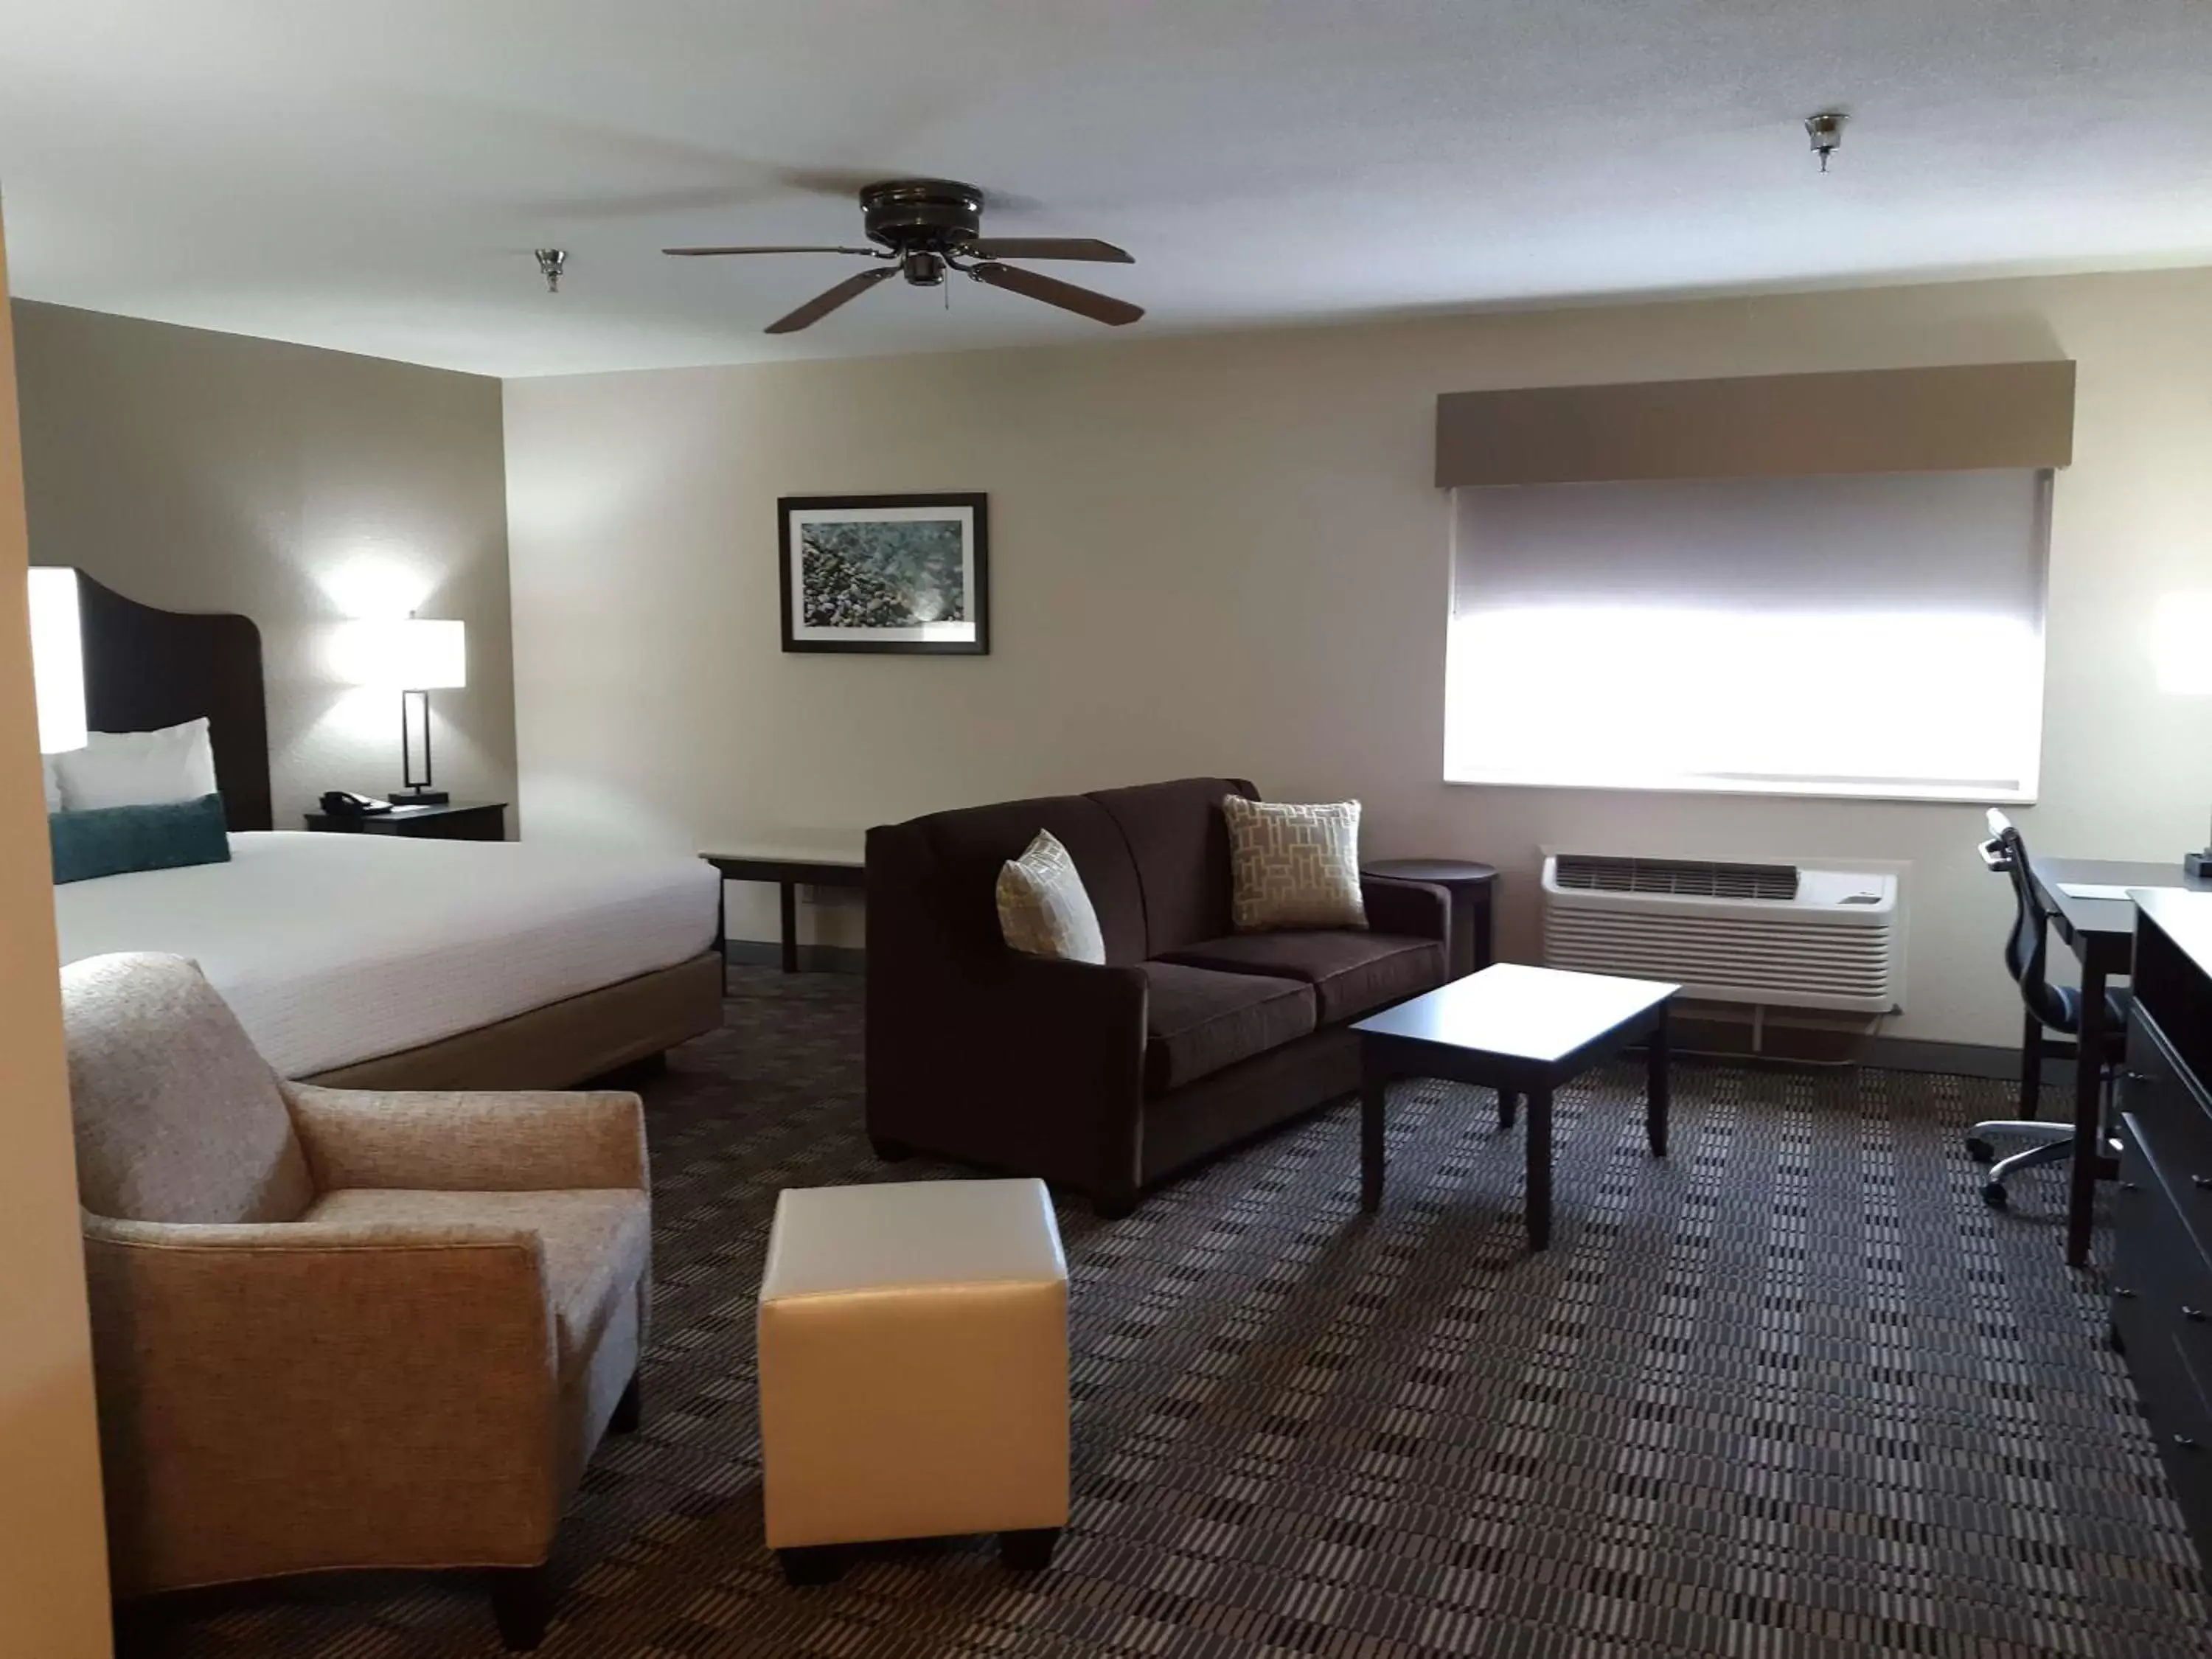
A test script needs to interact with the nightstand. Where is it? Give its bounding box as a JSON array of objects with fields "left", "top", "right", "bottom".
[{"left": 303, "top": 801, "right": 508, "bottom": 841}]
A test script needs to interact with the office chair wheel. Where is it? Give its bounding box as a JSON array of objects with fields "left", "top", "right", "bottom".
[
  {"left": 1981, "top": 1180, "right": 2009, "bottom": 1210},
  {"left": 1965, "top": 1136, "right": 1995, "bottom": 1164}
]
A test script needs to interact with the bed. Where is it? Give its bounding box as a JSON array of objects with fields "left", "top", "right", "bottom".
[{"left": 52, "top": 571, "right": 725, "bottom": 1087}]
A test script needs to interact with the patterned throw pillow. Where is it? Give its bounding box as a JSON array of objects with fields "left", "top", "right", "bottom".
[
  {"left": 996, "top": 830, "right": 1107, "bottom": 964},
  {"left": 1222, "top": 796, "right": 1367, "bottom": 932}
]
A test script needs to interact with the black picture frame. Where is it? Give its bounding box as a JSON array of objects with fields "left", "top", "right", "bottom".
[{"left": 777, "top": 492, "right": 990, "bottom": 655}]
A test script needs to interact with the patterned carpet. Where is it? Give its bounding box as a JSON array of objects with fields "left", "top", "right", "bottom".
[{"left": 121, "top": 969, "right": 2207, "bottom": 1659}]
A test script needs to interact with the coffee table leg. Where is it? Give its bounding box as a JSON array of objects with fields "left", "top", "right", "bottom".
[
  {"left": 1646, "top": 1007, "right": 1671, "bottom": 1158},
  {"left": 1498, "top": 1090, "right": 1517, "bottom": 1132},
  {"left": 1360, "top": 1058, "right": 1388, "bottom": 1213},
  {"left": 1525, "top": 1086, "right": 1553, "bottom": 1251}
]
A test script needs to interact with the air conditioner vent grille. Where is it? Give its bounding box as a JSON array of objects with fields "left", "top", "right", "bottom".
[{"left": 1552, "top": 855, "right": 1800, "bottom": 902}]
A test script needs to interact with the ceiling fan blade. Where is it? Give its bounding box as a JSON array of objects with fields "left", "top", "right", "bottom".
[
  {"left": 964, "top": 237, "right": 1133, "bottom": 264},
  {"left": 765, "top": 265, "right": 900, "bottom": 333},
  {"left": 969, "top": 262, "right": 1144, "bottom": 326},
  {"left": 664, "top": 244, "right": 881, "bottom": 257}
]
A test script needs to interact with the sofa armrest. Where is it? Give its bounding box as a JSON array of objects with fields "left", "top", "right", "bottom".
[
  {"left": 868, "top": 950, "right": 1150, "bottom": 1205},
  {"left": 282, "top": 1083, "right": 649, "bottom": 1193},
  {"left": 1362, "top": 875, "right": 1450, "bottom": 942},
  {"left": 81, "top": 1211, "right": 560, "bottom": 1592}
]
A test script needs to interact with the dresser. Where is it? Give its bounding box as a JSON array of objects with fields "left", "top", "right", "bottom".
[{"left": 2111, "top": 888, "right": 2212, "bottom": 1564}]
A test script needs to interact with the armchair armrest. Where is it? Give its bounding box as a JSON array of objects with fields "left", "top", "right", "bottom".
[
  {"left": 282, "top": 1083, "right": 648, "bottom": 1193},
  {"left": 81, "top": 1211, "right": 560, "bottom": 1591},
  {"left": 1362, "top": 875, "right": 1450, "bottom": 942}
]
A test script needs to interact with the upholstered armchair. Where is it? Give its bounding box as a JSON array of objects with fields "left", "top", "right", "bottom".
[{"left": 63, "top": 952, "right": 653, "bottom": 1651}]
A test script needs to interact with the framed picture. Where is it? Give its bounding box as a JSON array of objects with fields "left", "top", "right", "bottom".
[{"left": 777, "top": 493, "right": 990, "bottom": 655}]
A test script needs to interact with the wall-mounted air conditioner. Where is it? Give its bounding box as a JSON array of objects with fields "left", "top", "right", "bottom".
[{"left": 1540, "top": 854, "right": 1903, "bottom": 1015}]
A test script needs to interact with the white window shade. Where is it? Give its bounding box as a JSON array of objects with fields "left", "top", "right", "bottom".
[{"left": 1444, "top": 470, "right": 2049, "bottom": 801}]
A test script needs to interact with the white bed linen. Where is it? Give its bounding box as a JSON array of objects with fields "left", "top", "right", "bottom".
[{"left": 55, "top": 832, "right": 721, "bottom": 1077}]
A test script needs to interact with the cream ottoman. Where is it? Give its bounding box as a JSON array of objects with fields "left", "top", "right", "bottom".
[{"left": 757, "top": 1178, "right": 1069, "bottom": 1583}]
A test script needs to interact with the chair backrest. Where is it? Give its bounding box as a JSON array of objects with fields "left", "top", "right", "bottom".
[
  {"left": 61, "top": 952, "right": 313, "bottom": 1225},
  {"left": 1980, "top": 813, "right": 2069, "bottom": 1031}
]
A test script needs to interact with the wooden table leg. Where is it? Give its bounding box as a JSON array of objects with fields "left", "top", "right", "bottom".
[
  {"left": 1472, "top": 884, "right": 1495, "bottom": 973},
  {"left": 1525, "top": 1085, "right": 1554, "bottom": 1251},
  {"left": 1360, "top": 1058, "right": 1388, "bottom": 1212},
  {"left": 1498, "top": 1090, "right": 1517, "bottom": 1132},
  {"left": 779, "top": 880, "right": 799, "bottom": 974},
  {"left": 1646, "top": 1007, "right": 1671, "bottom": 1158},
  {"left": 2066, "top": 961, "right": 2107, "bottom": 1269}
]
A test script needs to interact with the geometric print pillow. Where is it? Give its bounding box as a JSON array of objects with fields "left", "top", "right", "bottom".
[
  {"left": 1222, "top": 796, "right": 1367, "bottom": 932},
  {"left": 996, "top": 829, "right": 1108, "bottom": 964}
]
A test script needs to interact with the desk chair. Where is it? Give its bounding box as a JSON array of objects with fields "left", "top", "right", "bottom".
[{"left": 1966, "top": 813, "right": 2129, "bottom": 1209}]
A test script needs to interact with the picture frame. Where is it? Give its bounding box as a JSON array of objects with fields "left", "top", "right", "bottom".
[{"left": 777, "top": 493, "right": 990, "bottom": 655}]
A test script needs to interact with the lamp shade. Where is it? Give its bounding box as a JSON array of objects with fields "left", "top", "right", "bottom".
[
  {"left": 27, "top": 567, "right": 88, "bottom": 754},
  {"left": 333, "top": 617, "right": 467, "bottom": 690}
]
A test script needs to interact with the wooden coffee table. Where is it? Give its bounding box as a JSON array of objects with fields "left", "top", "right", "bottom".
[{"left": 1353, "top": 963, "right": 1679, "bottom": 1251}]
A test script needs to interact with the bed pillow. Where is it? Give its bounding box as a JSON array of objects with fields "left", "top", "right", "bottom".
[
  {"left": 1222, "top": 795, "right": 1367, "bottom": 932},
  {"left": 996, "top": 829, "right": 1107, "bottom": 964},
  {"left": 52, "top": 718, "right": 218, "bottom": 811},
  {"left": 50, "top": 793, "right": 231, "bottom": 886}
]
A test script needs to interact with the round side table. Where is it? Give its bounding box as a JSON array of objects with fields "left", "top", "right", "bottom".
[{"left": 1362, "top": 858, "right": 1498, "bottom": 980}]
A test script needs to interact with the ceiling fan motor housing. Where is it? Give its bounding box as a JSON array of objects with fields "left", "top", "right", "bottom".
[{"left": 861, "top": 178, "right": 985, "bottom": 259}]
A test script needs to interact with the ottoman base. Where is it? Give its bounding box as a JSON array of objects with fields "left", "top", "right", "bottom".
[{"left": 777, "top": 1526, "right": 1062, "bottom": 1587}]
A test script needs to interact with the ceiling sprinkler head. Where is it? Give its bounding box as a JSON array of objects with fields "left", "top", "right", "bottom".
[
  {"left": 1804, "top": 112, "right": 1846, "bottom": 173},
  {"left": 535, "top": 248, "right": 568, "bottom": 293}
]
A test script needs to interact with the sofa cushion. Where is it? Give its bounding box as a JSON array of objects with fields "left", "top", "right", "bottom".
[
  {"left": 997, "top": 830, "right": 1107, "bottom": 964},
  {"left": 1141, "top": 961, "right": 1315, "bottom": 1095},
  {"left": 1222, "top": 796, "right": 1366, "bottom": 931},
  {"left": 1161, "top": 932, "right": 1444, "bottom": 1025},
  {"left": 1088, "top": 777, "right": 1256, "bottom": 959}
]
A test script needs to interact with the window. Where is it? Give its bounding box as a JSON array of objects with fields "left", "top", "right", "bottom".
[{"left": 1443, "top": 470, "right": 2050, "bottom": 802}]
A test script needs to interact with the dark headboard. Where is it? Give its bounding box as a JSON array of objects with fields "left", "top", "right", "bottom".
[{"left": 73, "top": 570, "right": 274, "bottom": 832}]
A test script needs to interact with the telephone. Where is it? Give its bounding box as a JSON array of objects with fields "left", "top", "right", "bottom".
[{"left": 320, "top": 790, "right": 394, "bottom": 817}]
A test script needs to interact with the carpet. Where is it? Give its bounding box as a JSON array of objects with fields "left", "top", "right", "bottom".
[{"left": 122, "top": 970, "right": 2208, "bottom": 1658}]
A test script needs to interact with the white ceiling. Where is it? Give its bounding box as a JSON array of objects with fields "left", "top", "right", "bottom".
[{"left": 4, "top": 0, "right": 2211, "bottom": 378}]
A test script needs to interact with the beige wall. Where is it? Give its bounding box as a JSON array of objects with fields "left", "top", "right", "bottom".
[
  {"left": 0, "top": 214, "right": 116, "bottom": 1658},
  {"left": 504, "top": 268, "right": 2212, "bottom": 1048},
  {"left": 13, "top": 301, "right": 515, "bottom": 829}
]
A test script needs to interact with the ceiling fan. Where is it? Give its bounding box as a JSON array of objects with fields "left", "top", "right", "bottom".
[{"left": 664, "top": 178, "right": 1142, "bottom": 335}]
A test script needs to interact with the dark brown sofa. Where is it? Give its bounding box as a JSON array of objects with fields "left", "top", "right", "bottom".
[{"left": 865, "top": 777, "right": 1450, "bottom": 1215}]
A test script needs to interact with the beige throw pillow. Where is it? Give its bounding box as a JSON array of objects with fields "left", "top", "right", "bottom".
[
  {"left": 1223, "top": 796, "right": 1367, "bottom": 932},
  {"left": 997, "top": 830, "right": 1107, "bottom": 964}
]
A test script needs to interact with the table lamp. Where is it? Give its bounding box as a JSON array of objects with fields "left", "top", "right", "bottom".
[
  {"left": 2154, "top": 595, "right": 2212, "bottom": 877},
  {"left": 335, "top": 616, "right": 466, "bottom": 804}
]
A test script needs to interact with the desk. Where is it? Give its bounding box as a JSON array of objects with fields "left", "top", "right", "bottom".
[
  {"left": 2026, "top": 857, "right": 2212, "bottom": 1267},
  {"left": 702, "top": 847, "right": 866, "bottom": 973}
]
